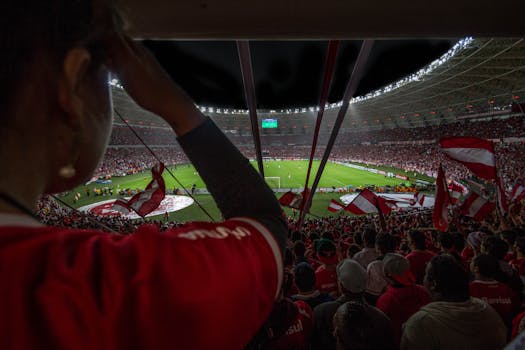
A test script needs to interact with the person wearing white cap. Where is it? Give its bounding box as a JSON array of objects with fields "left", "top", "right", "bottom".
[{"left": 312, "top": 259, "right": 394, "bottom": 350}]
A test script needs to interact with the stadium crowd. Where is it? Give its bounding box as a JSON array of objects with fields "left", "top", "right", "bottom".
[{"left": 36, "top": 190, "right": 525, "bottom": 349}]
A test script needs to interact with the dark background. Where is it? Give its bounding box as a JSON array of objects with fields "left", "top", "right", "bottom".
[{"left": 144, "top": 40, "right": 455, "bottom": 109}]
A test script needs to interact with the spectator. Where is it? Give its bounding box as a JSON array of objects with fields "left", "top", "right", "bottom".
[
  {"left": 366, "top": 233, "right": 396, "bottom": 305},
  {"left": 354, "top": 227, "right": 378, "bottom": 269},
  {"left": 255, "top": 276, "right": 314, "bottom": 350},
  {"left": 376, "top": 253, "right": 431, "bottom": 347},
  {"left": 292, "top": 262, "right": 334, "bottom": 309},
  {"left": 293, "top": 241, "right": 309, "bottom": 265},
  {"left": 313, "top": 259, "right": 390, "bottom": 350},
  {"left": 401, "top": 255, "right": 507, "bottom": 350},
  {"left": 482, "top": 236, "right": 524, "bottom": 295},
  {"left": 406, "top": 230, "right": 435, "bottom": 284},
  {"left": 315, "top": 239, "right": 339, "bottom": 298},
  {"left": 0, "top": 3, "right": 287, "bottom": 349},
  {"left": 470, "top": 254, "right": 519, "bottom": 325}
]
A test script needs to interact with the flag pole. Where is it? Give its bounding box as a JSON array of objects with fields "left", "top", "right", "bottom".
[{"left": 374, "top": 195, "right": 387, "bottom": 232}]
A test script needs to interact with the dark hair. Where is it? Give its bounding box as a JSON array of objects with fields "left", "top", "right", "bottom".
[
  {"left": 408, "top": 230, "right": 426, "bottom": 250},
  {"left": 425, "top": 255, "right": 469, "bottom": 302},
  {"left": 452, "top": 233, "right": 465, "bottom": 252},
  {"left": 347, "top": 244, "right": 361, "bottom": 259},
  {"left": 438, "top": 232, "right": 454, "bottom": 250},
  {"left": 293, "top": 240, "right": 306, "bottom": 259},
  {"left": 362, "top": 228, "right": 377, "bottom": 248},
  {"left": 333, "top": 301, "right": 374, "bottom": 350},
  {"left": 353, "top": 231, "right": 363, "bottom": 247},
  {"left": 500, "top": 230, "right": 517, "bottom": 245},
  {"left": 482, "top": 236, "right": 508, "bottom": 260},
  {"left": 294, "top": 262, "right": 316, "bottom": 292},
  {"left": 472, "top": 254, "right": 499, "bottom": 279},
  {"left": 284, "top": 248, "right": 294, "bottom": 267},
  {"left": 1, "top": 0, "right": 117, "bottom": 119},
  {"left": 375, "top": 233, "right": 395, "bottom": 255}
]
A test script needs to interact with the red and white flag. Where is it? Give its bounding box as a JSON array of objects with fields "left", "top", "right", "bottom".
[
  {"left": 344, "top": 189, "right": 393, "bottom": 215},
  {"left": 410, "top": 192, "right": 426, "bottom": 206},
  {"left": 433, "top": 164, "right": 451, "bottom": 232},
  {"left": 448, "top": 181, "right": 468, "bottom": 205},
  {"left": 112, "top": 163, "right": 166, "bottom": 217},
  {"left": 439, "top": 137, "right": 496, "bottom": 180},
  {"left": 460, "top": 192, "right": 496, "bottom": 221},
  {"left": 511, "top": 183, "right": 525, "bottom": 203},
  {"left": 279, "top": 191, "right": 304, "bottom": 209},
  {"left": 327, "top": 199, "right": 345, "bottom": 213}
]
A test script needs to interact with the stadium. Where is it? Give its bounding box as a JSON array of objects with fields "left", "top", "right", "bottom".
[
  {"left": 3, "top": 1, "right": 525, "bottom": 349},
  {"left": 50, "top": 37, "right": 525, "bottom": 226}
]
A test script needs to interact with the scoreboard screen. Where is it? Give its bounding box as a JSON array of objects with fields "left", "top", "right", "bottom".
[{"left": 262, "top": 118, "right": 278, "bottom": 128}]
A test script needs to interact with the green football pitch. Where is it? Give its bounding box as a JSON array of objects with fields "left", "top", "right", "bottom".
[{"left": 60, "top": 160, "right": 431, "bottom": 222}]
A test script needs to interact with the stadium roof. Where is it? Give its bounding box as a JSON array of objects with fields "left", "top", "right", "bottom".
[{"left": 112, "top": 38, "right": 525, "bottom": 132}]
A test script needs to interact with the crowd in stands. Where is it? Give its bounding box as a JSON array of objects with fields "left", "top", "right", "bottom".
[
  {"left": 36, "top": 192, "right": 525, "bottom": 349},
  {"left": 340, "top": 115, "right": 525, "bottom": 144}
]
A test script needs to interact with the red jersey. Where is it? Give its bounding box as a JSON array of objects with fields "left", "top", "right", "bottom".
[
  {"left": 0, "top": 217, "right": 282, "bottom": 349},
  {"left": 267, "top": 300, "right": 314, "bottom": 350},
  {"left": 406, "top": 250, "right": 435, "bottom": 284},
  {"left": 376, "top": 284, "right": 431, "bottom": 346},
  {"left": 315, "top": 265, "right": 338, "bottom": 298},
  {"left": 470, "top": 280, "right": 519, "bottom": 322}
]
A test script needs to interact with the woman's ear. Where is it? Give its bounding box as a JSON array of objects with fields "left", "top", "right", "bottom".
[{"left": 57, "top": 48, "right": 92, "bottom": 124}]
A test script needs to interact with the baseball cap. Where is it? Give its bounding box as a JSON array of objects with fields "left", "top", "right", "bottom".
[
  {"left": 337, "top": 259, "right": 367, "bottom": 293},
  {"left": 383, "top": 253, "right": 415, "bottom": 286}
]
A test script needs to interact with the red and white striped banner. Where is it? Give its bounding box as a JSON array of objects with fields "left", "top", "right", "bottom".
[
  {"left": 433, "top": 164, "right": 451, "bottom": 232},
  {"left": 327, "top": 199, "right": 345, "bottom": 213},
  {"left": 448, "top": 181, "right": 468, "bottom": 205},
  {"left": 112, "top": 163, "right": 166, "bottom": 217},
  {"left": 344, "top": 189, "right": 393, "bottom": 215},
  {"left": 439, "top": 137, "right": 496, "bottom": 180},
  {"left": 410, "top": 192, "right": 426, "bottom": 206},
  {"left": 460, "top": 192, "right": 496, "bottom": 221},
  {"left": 496, "top": 176, "right": 508, "bottom": 216}
]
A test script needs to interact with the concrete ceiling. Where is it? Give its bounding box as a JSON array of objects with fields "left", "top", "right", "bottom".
[{"left": 119, "top": 0, "right": 525, "bottom": 39}]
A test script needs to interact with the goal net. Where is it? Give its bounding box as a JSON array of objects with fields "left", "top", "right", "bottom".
[{"left": 265, "top": 176, "right": 281, "bottom": 189}]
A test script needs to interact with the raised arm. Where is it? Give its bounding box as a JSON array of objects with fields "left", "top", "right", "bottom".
[{"left": 106, "top": 34, "right": 287, "bottom": 251}]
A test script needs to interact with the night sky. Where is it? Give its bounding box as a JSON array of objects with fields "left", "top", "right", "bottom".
[{"left": 143, "top": 40, "right": 455, "bottom": 109}]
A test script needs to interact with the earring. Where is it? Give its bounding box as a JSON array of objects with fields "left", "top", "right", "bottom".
[{"left": 59, "top": 164, "right": 76, "bottom": 179}]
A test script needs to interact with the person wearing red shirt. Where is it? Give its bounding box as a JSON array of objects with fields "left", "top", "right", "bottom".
[
  {"left": 376, "top": 253, "right": 431, "bottom": 348},
  {"left": 470, "top": 254, "right": 520, "bottom": 325},
  {"left": 315, "top": 239, "right": 339, "bottom": 298},
  {"left": 0, "top": 3, "right": 287, "bottom": 349},
  {"left": 405, "top": 230, "right": 435, "bottom": 284}
]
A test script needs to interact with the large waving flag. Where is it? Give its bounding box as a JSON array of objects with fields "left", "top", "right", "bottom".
[
  {"left": 460, "top": 192, "right": 496, "bottom": 221},
  {"left": 327, "top": 199, "right": 345, "bottom": 213},
  {"left": 433, "top": 164, "right": 451, "bottom": 232},
  {"left": 279, "top": 191, "right": 305, "bottom": 209},
  {"left": 112, "top": 163, "right": 166, "bottom": 217},
  {"left": 439, "top": 137, "right": 496, "bottom": 180},
  {"left": 449, "top": 181, "right": 468, "bottom": 205},
  {"left": 344, "top": 189, "right": 393, "bottom": 215}
]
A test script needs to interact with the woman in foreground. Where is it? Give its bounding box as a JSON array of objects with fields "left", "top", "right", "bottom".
[{"left": 0, "top": 1, "right": 286, "bottom": 348}]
